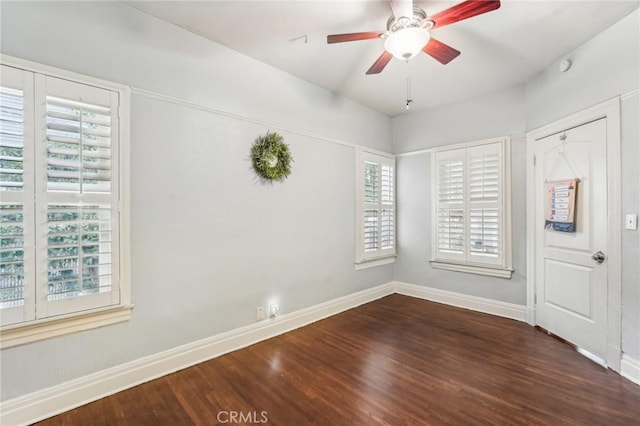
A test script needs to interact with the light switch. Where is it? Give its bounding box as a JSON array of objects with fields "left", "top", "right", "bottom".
[{"left": 626, "top": 214, "right": 638, "bottom": 230}]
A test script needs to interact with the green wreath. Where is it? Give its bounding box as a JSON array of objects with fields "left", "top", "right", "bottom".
[{"left": 251, "top": 132, "right": 293, "bottom": 181}]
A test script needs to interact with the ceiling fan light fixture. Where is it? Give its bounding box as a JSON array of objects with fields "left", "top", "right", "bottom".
[{"left": 384, "top": 27, "right": 430, "bottom": 60}]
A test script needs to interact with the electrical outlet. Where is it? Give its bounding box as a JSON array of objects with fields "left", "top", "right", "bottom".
[
  {"left": 625, "top": 214, "right": 638, "bottom": 230},
  {"left": 269, "top": 303, "right": 280, "bottom": 318},
  {"left": 256, "top": 306, "right": 264, "bottom": 321}
]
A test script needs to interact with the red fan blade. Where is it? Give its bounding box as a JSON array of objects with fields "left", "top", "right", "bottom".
[
  {"left": 388, "top": 0, "right": 414, "bottom": 21},
  {"left": 431, "top": 0, "right": 500, "bottom": 29},
  {"left": 366, "top": 51, "right": 394, "bottom": 75},
  {"left": 422, "top": 38, "right": 461, "bottom": 64},
  {"left": 327, "top": 32, "right": 383, "bottom": 44}
]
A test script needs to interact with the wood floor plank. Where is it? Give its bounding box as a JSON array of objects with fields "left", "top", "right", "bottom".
[{"left": 35, "top": 295, "right": 640, "bottom": 425}]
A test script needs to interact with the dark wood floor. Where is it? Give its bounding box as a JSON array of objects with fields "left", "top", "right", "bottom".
[{"left": 37, "top": 294, "right": 640, "bottom": 425}]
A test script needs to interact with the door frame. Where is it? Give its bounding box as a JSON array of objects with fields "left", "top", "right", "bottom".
[{"left": 525, "top": 97, "right": 622, "bottom": 372}]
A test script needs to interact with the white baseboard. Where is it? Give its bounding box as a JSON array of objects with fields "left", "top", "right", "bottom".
[
  {"left": 392, "top": 281, "right": 527, "bottom": 322},
  {"left": 5, "top": 280, "right": 629, "bottom": 425},
  {"left": 0, "top": 283, "right": 394, "bottom": 426},
  {"left": 621, "top": 353, "right": 640, "bottom": 385}
]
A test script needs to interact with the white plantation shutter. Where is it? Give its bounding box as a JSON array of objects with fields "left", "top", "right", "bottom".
[
  {"left": 469, "top": 149, "right": 499, "bottom": 202},
  {"left": 0, "top": 87, "right": 25, "bottom": 308},
  {"left": 1, "top": 65, "right": 35, "bottom": 325},
  {"left": 380, "top": 164, "right": 394, "bottom": 249},
  {"left": 363, "top": 161, "right": 379, "bottom": 252},
  {"left": 433, "top": 140, "right": 508, "bottom": 270},
  {"left": 434, "top": 150, "right": 466, "bottom": 261},
  {"left": 46, "top": 97, "right": 113, "bottom": 193},
  {"left": 35, "top": 75, "right": 120, "bottom": 318},
  {"left": 467, "top": 144, "right": 502, "bottom": 265},
  {"left": 438, "top": 209, "right": 464, "bottom": 253},
  {"left": 0, "top": 87, "right": 25, "bottom": 190},
  {"left": 357, "top": 148, "right": 395, "bottom": 263},
  {"left": 45, "top": 205, "right": 113, "bottom": 302},
  {"left": 0, "top": 205, "right": 24, "bottom": 308}
]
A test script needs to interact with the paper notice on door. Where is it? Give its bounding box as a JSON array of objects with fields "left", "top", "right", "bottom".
[{"left": 545, "top": 179, "right": 578, "bottom": 232}]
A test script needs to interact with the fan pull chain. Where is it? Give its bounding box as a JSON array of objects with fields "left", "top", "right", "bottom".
[{"left": 406, "top": 77, "right": 413, "bottom": 110}]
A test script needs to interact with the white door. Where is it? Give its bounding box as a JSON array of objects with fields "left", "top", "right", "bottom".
[{"left": 534, "top": 118, "right": 608, "bottom": 361}]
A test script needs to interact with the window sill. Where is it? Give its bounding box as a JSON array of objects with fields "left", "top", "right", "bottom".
[
  {"left": 430, "top": 260, "right": 513, "bottom": 279},
  {"left": 355, "top": 256, "right": 396, "bottom": 270},
  {"left": 0, "top": 304, "right": 134, "bottom": 349}
]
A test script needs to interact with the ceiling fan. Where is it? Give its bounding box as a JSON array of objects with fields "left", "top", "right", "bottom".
[{"left": 327, "top": 0, "right": 501, "bottom": 74}]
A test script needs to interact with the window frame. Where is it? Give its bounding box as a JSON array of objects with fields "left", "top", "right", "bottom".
[
  {"left": 430, "top": 136, "right": 513, "bottom": 279},
  {"left": 355, "top": 146, "right": 396, "bottom": 270},
  {"left": 0, "top": 55, "right": 132, "bottom": 349}
]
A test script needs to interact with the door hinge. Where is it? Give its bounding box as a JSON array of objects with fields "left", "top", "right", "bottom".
[
  {"left": 533, "top": 155, "right": 537, "bottom": 166},
  {"left": 534, "top": 293, "right": 537, "bottom": 304}
]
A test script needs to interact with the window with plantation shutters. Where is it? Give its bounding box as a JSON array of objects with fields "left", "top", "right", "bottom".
[
  {"left": 0, "top": 58, "right": 130, "bottom": 348},
  {"left": 432, "top": 138, "right": 512, "bottom": 278},
  {"left": 356, "top": 147, "right": 395, "bottom": 268}
]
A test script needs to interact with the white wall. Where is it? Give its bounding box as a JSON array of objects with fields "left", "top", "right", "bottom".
[
  {"left": 0, "top": 2, "right": 393, "bottom": 400},
  {"left": 620, "top": 93, "right": 640, "bottom": 360},
  {"left": 393, "top": 86, "right": 527, "bottom": 153},
  {"left": 526, "top": 9, "right": 640, "bottom": 360},
  {"left": 392, "top": 85, "right": 528, "bottom": 304},
  {"left": 525, "top": 9, "right": 639, "bottom": 130}
]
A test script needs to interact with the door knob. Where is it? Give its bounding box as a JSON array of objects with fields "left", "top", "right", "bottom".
[{"left": 592, "top": 251, "right": 606, "bottom": 264}]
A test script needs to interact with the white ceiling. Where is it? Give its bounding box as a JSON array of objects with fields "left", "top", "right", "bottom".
[{"left": 128, "top": 1, "right": 639, "bottom": 117}]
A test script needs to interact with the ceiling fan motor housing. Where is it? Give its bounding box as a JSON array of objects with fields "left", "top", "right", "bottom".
[{"left": 386, "top": 6, "right": 434, "bottom": 32}]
